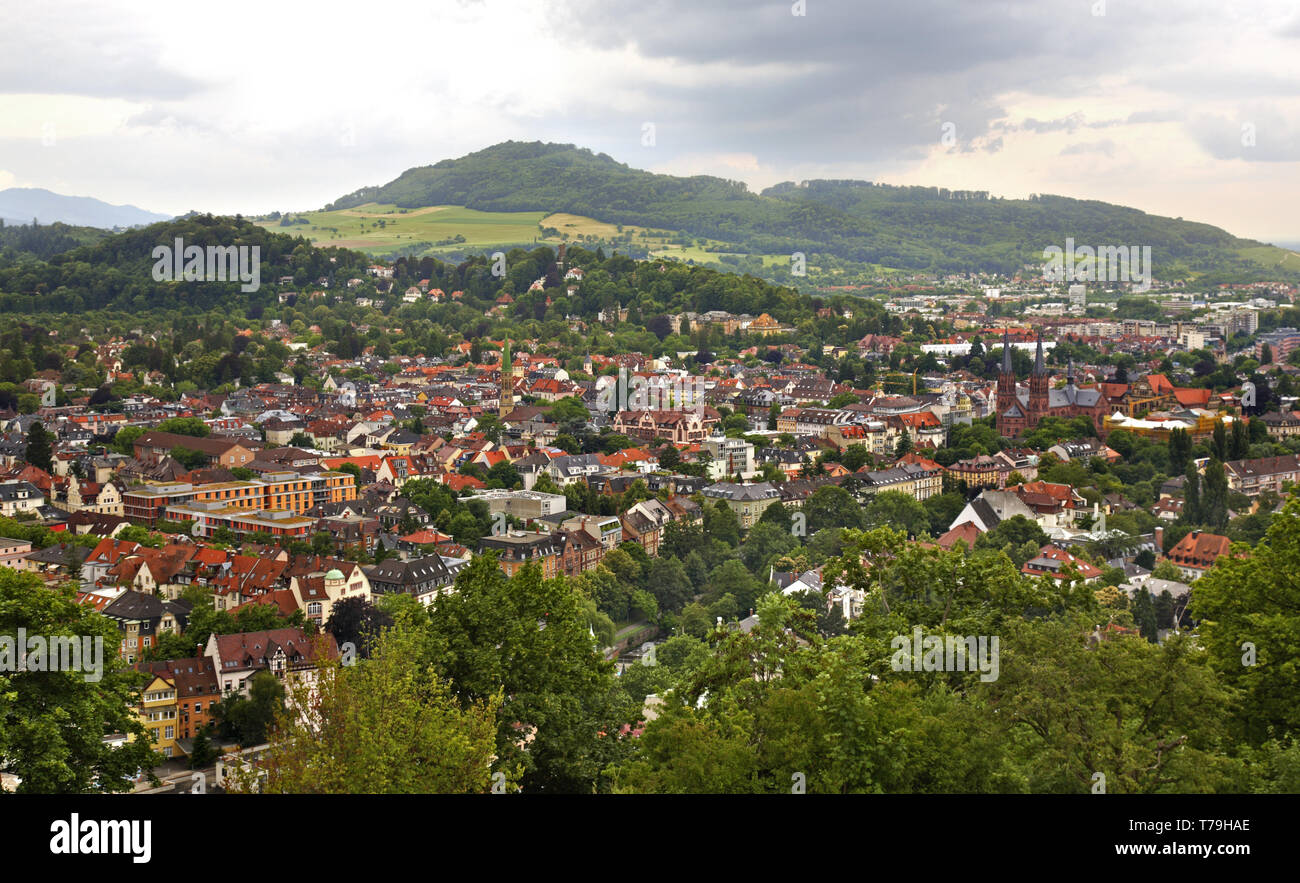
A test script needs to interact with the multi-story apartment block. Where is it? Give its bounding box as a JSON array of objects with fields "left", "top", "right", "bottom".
[
  {"left": 137, "top": 673, "right": 179, "bottom": 758},
  {"left": 123, "top": 471, "right": 356, "bottom": 527},
  {"left": 0, "top": 481, "right": 43, "bottom": 518},
  {"left": 700, "top": 434, "right": 756, "bottom": 480},
  {"left": 477, "top": 531, "right": 561, "bottom": 579},
  {"left": 701, "top": 482, "right": 781, "bottom": 529},
  {"left": 466, "top": 489, "right": 567, "bottom": 522},
  {"left": 1224, "top": 454, "right": 1300, "bottom": 497}
]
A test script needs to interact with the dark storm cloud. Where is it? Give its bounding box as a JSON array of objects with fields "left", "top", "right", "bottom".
[{"left": 549, "top": 0, "right": 1200, "bottom": 166}]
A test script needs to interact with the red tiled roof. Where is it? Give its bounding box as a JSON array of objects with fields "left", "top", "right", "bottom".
[{"left": 1166, "top": 530, "right": 1232, "bottom": 569}]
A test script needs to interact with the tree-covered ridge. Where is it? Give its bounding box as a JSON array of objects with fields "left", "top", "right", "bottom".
[
  {"left": 764, "top": 182, "right": 1264, "bottom": 274},
  {"left": 0, "top": 215, "right": 374, "bottom": 314},
  {"left": 0, "top": 213, "right": 823, "bottom": 335},
  {"left": 324, "top": 141, "right": 1295, "bottom": 278},
  {"left": 0, "top": 220, "right": 111, "bottom": 263}
]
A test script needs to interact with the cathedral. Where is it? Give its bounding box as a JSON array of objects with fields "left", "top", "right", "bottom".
[{"left": 995, "top": 330, "right": 1106, "bottom": 437}]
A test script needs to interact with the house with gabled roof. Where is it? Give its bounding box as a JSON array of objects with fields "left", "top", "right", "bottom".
[
  {"left": 1022, "top": 545, "right": 1104, "bottom": 583},
  {"left": 1164, "top": 530, "right": 1234, "bottom": 581},
  {"left": 204, "top": 627, "right": 338, "bottom": 696},
  {"left": 102, "top": 590, "right": 192, "bottom": 664}
]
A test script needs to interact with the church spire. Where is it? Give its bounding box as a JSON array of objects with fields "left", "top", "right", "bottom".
[
  {"left": 1067, "top": 357, "right": 1076, "bottom": 386},
  {"left": 1001, "top": 328, "right": 1012, "bottom": 373},
  {"left": 1033, "top": 330, "right": 1045, "bottom": 375},
  {"left": 499, "top": 338, "right": 514, "bottom": 418}
]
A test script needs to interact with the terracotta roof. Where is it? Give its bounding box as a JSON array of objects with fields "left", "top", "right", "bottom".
[
  {"left": 1166, "top": 530, "right": 1232, "bottom": 569},
  {"left": 211, "top": 628, "right": 338, "bottom": 671},
  {"left": 936, "top": 521, "right": 981, "bottom": 550}
]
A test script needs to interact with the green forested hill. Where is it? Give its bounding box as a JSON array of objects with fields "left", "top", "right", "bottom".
[
  {"left": 328, "top": 141, "right": 1296, "bottom": 278},
  {"left": 0, "top": 215, "right": 372, "bottom": 314},
  {"left": 0, "top": 221, "right": 111, "bottom": 263}
]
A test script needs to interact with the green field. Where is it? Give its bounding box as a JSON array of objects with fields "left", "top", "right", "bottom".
[
  {"left": 257, "top": 203, "right": 548, "bottom": 251},
  {"left": 256, "top": 203, "right": 703, "bottom": 258},
  {"left": 1236, "top": 243, "right": 1300, "bottom": 271}
]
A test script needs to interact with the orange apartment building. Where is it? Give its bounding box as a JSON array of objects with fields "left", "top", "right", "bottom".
[
  {"left": 123, "top": 470, "right": 356, "bottom": 527},
  {"left": 142, "top": 656, "right": 221, "bottom": 740}
]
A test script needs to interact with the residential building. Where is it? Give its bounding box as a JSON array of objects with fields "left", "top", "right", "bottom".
[
  {"left": 132, "top": 432, "right": 261, "bottom": 468},
  {"left": 700, "top": 434, "right": 756, "bottom": 480},
  {"left": 0, "top": 536, "right": 33, "bottom": 570},
  {"left": 0, "top": 480, "right": 43, "bottom": 518},
  {"left": 467, "top": 488, "right": 568, "bottom": 522},
  {"left": 477, "top": 531, "right": 561, "bottom": 579},
  {"left": 101, "top": 591, "right": 192, "bottom": 664},
  {"left": 366, "top": 556, "right": 457, "bottom": 599},
  {"left": 701, "top": 482, "right": 781, "bottom": 529},
  {"left": 1165, "top": 530, "right": 1233, "bottom": 581},
  {"left": 204, "top": 627, "right": 339, "bottom": 696},
  {"left": 137, "top": 673, "right": 179, "bottom": 759},
  {"left": 1224, "top": 454, "right": 1300, "bottom": 497},
  {"left": 1022, "top": 545, "right": 1104, "bottom": 583}
]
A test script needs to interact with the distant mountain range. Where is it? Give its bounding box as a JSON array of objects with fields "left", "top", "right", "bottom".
[
  {"left": 327, "top": 141, "right": 1299, "bottom": 280},
  {"left": 0, "top": 187, "right": 171, "bottom": 229}
]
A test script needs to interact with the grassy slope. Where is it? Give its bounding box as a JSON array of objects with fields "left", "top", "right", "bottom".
[{"left": 255, "top": 203, "right": 734, "bottom": 258}]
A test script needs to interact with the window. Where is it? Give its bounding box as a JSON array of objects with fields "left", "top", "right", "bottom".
[{"left": 164, "top": 726, "right": 174, "bottom": 739}]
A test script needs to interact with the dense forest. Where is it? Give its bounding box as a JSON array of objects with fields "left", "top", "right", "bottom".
[
  {"left": 0, "top": 216, "right": 373, "bottom": 315},
  {"left": 0, "top": 220, "right": 110, "bottom": 263}
]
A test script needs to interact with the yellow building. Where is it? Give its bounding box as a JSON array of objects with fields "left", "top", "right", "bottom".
[
  {"left": 747, "top": 313, "right": 794, "bottom": 336},
  {"left": 1102, "top": 410, "right": 1237, "bottom": 442},
  {"left": 137, "top": 673, "right": 179, "bottom": 760}
]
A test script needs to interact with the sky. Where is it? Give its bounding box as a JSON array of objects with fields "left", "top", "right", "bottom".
[{"left": 1, "top": 0, "right": 1298, "bottom": 241}]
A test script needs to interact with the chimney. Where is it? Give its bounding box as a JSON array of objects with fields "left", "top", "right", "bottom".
[{"left": 1154, "top": 526, "right": 1164, "bottom": 554}]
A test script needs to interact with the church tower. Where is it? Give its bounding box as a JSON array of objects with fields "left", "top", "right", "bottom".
[
  {"left": 499, "top": 338, "right": 514, "bottom": 418},
  {"left": 996, "top": 328, "right": 1017, "bottom": 418},
  {"left": 1028, "top": 330, "right": 1049, "bottom": 418}
]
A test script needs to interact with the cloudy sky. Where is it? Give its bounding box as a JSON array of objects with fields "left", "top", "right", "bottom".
[{"left": 2, "top": 0, "right": 1298, "bottom": 240}]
